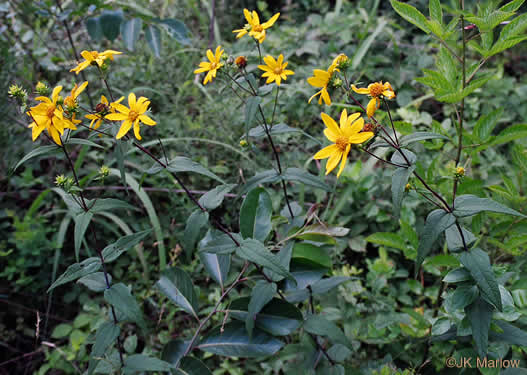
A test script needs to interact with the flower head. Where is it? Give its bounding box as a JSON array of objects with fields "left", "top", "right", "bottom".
[
  {"left": 313, "top": 110, "right": 374, "bottom": 177},
  {"left": 455, "top": 166, "right": 465, "bottom": 177},
  {"left": 85, "top": 95, "right": 124, "bottom": 130},
  {"left": 352, "top": 81, "right": 395, "bottom": 118},
  {"left": 258, "top": 54, "right": 294, "bottom": 86},
  {"left": 307, "top": 67, "right": 336, "bottom": 106},
  {"left": 235, "top": 56, "right": 248, "bottom": 69},
  {"left": 105, "top": 93, "right": 156, "bottom": 140},
  {"left": 63, "top": 81, "right": 88, "bottom": 112},
  {"left": 35, "top": 82, "right": 49, "bottom": 96},
  {"left": 70, "top": 50, "right": 122, "bottom": 75},
  {"left": 27, "top": 85, "right": 77, "bottom": 145},
  {"left": 8, "top": 84, "right": 27, "bottom": 101},
  {"left": 194, "top": 46, "right": 224, "bottom": 85},
  {"left": 330, "top": 53, "right": 349, "bottom": 71},
  {"left": 233, "top": 9, "right": 280, "bottom": 43}
]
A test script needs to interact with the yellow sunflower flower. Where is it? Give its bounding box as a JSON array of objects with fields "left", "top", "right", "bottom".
[
  {"left": 307, "top": 66, "right": 337, "bottom": 106},
  {"left": 351, "top": 81, "right": 396, "bottom": 118},
  {"left": 26, "top": 86, "right": 77, "bottom": 145},
  {"left": 233, "top": 9, "right": 280, "bottom": 44},
  {"left": 330, "top": 53, "right": 348, "bottom": 71},
  {"left": 105, "top": 93, "right": 156, "bottom": 140},
  {"left": 194, "top": 46, "right": 224, "bottom": 85},
  {"left": 258, "top": 54, "right": 294, "bottom": 86},
  {"left": 313, "top": 110, "right": 374, "bottom": 178},
  {"left": 85, "top": 95, "right": 124, "bottom": 130},
  {"left": 63, "top": 81, "right": 88, "bottom": 111},
  {"left": 70, "top": 50, "right": 122, "bottom": 75}
]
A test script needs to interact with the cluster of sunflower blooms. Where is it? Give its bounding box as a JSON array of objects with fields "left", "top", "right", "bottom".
[
  {"left": 9, "top": 49, "right": 157, "bottom": 146},
  {"left": 194, "top": 8, "right": 396, "bottom": 178}
]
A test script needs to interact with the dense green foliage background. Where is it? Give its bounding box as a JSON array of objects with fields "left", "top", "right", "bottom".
[{"left": 1, "top": 0, "right": 527, "bottom": 374}]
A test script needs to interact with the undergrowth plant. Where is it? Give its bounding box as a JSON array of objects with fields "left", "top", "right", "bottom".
[{"left": 6, "top": 0, "right": 527, "bottom": 374}]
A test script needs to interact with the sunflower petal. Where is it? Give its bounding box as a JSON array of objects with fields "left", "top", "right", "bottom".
[
  {"left": 314, "top": 144, "right": 339, "bottom": 159},
  {"left": 116, "top": 120, "right": 133, "bottom": 139}
]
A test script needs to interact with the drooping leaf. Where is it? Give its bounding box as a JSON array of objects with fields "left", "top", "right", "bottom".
[
  {"left": 104, "top": 283, "right": 146, "bottom": 330},
  {"left": 391, "top": 149, "right": 417, "bottom": 166},
  {"left": 392, "top": 165, "right": 415, "bottom": 217},
  {"left": 123, "top": 354, "right": 173, "bottom": 372},
  {"left": 415, "top": 209, "right": 456, "bottom": 272},
  {"left": 241, "top": 169, "right": 281, "bottom": 194},
  {"left": 282, "top": 168, "right": 332, "bottom": 191},
  {"left": 101, "top": 229, "right": 152, "bottom": 263},
  {"left": 99, "top": 9, "right": 123, "bottom": 41},
  {"left": 74, "top": 211, "right": 93, "bottom": 262},
  {"left": 245, "top": 96, "right": 262, "bottom": 141},
  {"left": 183, "top": 210, "right": 209, "bottom": 257},
  {"left": 453, "top": 194, "right": 526, "bottom": 218},
  {"left": 48, "top": 257, "right": 101, "bottom": 292},
  {"left": 198, "top": 229, "right": 240, "bottom": 255},
  {"left": 121, "top": 18, "right": 142, "bottom": 51},
  {"left": 246, "top": 282, "right": 276, "bottom": 337},
  {"left": 153, "top": 157, "right": 224, "bottom": 183},
  {"left": 199, "top": 252, "right": 230, "bottom": 290},
  {"left": 465, "top": 297, "right": 493, "bottom": 357},
  {"left": 489, "top": 321, "right": 527, "bottom": 346},
  {"left": 445, "top": 225, "right": 476, "bottom": 252},
  {"left": 198, "top": 184, "right": 236, "bottom": 210},
  {"left": 237, "top": 239, "right": 296, "bottom": 283},
  {"left": 399, "top": 132, "right": 449, "bottom": 146},
  {"left": 77, "top": 272, "right": 110, "bottom": 292},
  {"left": 13, "top": 145, "right": 61, "bottom": 172},
  {"left": 157, "top": 18, "right": 191, "bottom": 45},
  {"left": 145, "top": 24, "right": 162, "bottom": 57},
  {"left": 162, "top": 339, "right": 188, "bottom": 367},
  {"left": 460, "top": 249, "right": 502, "bottom": 311},
  {"left": 156, "top": 267, "right": 199, "bottom": 320},
  {"left": 197, "top": 322, "right": 283, "bottom": 358},
  {"left": 89, "top": 198, "right": 138, "bottom": 213},
  {"left": 239, "top": 188, "right": 272, "bottom": 242},
  {"left": 67, "top": 138, "right": 105, "bottom": 149},
  {"left": 85, "top": 16, "right": 103, "bottom": 42}
]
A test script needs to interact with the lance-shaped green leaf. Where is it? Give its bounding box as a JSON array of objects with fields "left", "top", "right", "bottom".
[
  {"left": 282, "top": 168, "right": 332, "bottom": 191},
  {"left": 445, "top": 225, "right": 476, "bottom": 252},
  {"left": 102, "top": 229, "right": 152, "bottom": 263},
  {"left": 460, "top": 249, "right": 502, "bottom": 311},
  {"left": 123, "top": 354, "right": 173, "bottom": 372},
  {"left": 198, "top": 229, "right": 240, "bottom": 254},
  {"left": 246, "top": 282, "right": 276, "bottom": 338},
  {"left": 145, "top": 24, "right": 162, "bottom": 57},
  {"left": 183, "top": 210, "right": 209, "bottom": 257},
  {"left": 245, "top": 96, "right": 262, "bottom": 142},
  {"left": 198, "top": 184, "right": 236, "bottom": 210},
  {"left": 174, "top": 357, "right": 212, "bottom": 375},
  {"left": 197, "top": 322, "right": 283, "bottom": 358},
  {"left": 264, "top": 241, "right": 293, "bottom": 282},
  {"left": 450, "top": 285, "right": 479, "bottom": 311},
  {"left": 391, "top": 149, "right": 416, "bottom": 166},
  {"left": 99, "top": 9, "right": 123, "bottom": 41},
  {"left": 474, "top": 108, "right": 503, "bottom": 142},
  {"left": 304, "top": 314, "right": 352, "bottom": 349},
  {"left": 85, "top": 16, "right": 103, "bottom": 42},
  {"left": 87, "top": 321, "right": 120, "bottom": 375},
  {"left": 443, "top": 267, "right": 472, "bottom": 283},
  {"left": 453, "top": 194, "right": 526, "bottom": 218},
  {"left": 465, "top": 297, "right": 493, "bottom": 358},
  {"left": 240, "top": 188, "right": 272, "bottom": 242},
  {"left": 156, "top": 267, "right": 199, "bottom": 320},
  {"left": 390, "top": 0, "right": 431, "bottom": 33},
  {"left": 229, "top": 298, "right": 303, "bottom": 336},
  {"left": 399, "top": 132, "right": 449, "bottom": 146},
  {"left": 89, "top": 198, "right": 138, "bottom": 213},
  {"left": 489, "top": 321, "right": 527, "bottom": 346},
  {"left": 391, "top": 165, "right": 415, "bottom": 217},
  {"left": 104, "top": 283, "right": 146, "bottom": 331},
  {"left": 77, "top": 272, "right": 111, "bottom": 292},
  {"left": 241, "top": 169, "right": 281, "bottom": 194},
  {"left": 48, "top": 257, "right": 101, "bottom": 292},
  {"left": 291, "top": 242, "right": 332, "bottom": 269},
  {"left": 162, "top": 339, "right": 188, "bottom": 367},
  {"left": 157, "top": 18, "right": 191, "bottom": 45},
  {"left": 415, "top": 209, "right": 456, "bottom": 273},
  {"left": 121, "top": 18, "right": 142, "bottom": 51},
  {"left": 199, "top": 252, "right": 230, "bottom": 290},
  {"left": 429, "top": 0, "right": 442, "bottom": 22},
  {"left": 147, "top": 157, "right": 224, "bottom": 183},
  {"left": 74, "top": 211, "right": 93, "bottom": 262},
  {"left": 13, "top": 145, "right": 61, "bottom": 172},
  {"left": 236, "top": 239, "right": 296, "bottom": 284}
]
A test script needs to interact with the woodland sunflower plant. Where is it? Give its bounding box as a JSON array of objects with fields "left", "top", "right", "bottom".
[{"left": 7, "top": 1, "right": 527, "bottom": 374}]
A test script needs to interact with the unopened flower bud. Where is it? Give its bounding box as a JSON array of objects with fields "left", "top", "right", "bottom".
[
  {"left": 55, "top": 175, "right": 67, "bottom": 186},
  {"left": 362, "top": 123, "right": 375, "bottom": 133},
  {"left": 405, "top": 183, "right": 411, "bottom": 192},
  {"left": 455, "top": 166, "right": 465, "bottom": 177},
  {"left": 99, "top": 165, "right": 110, "bottom": 177},
  {"left": 239, "top": 139, "right": 248, "bottom": 147},
  {"left": 8, "top": 84, "right": 28, "bottom": 101},
  {"left": 331, "top": 77, "right": 343, "bottom": 89},
  {"left": 95, "top": 102, "right": 108, "bottom": 113},
  {"left": 35, "top": 82, "right": 49, "bottom": 96}
]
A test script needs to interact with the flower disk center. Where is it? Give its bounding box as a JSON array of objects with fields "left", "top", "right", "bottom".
[
  {"left": 210, "top": 62, "right": 218, "bottom": 70},
  {"left": 369, "top": 83, "right": 384, "bottom": 97},
  {"left": 46, "top": 105, "right": 56, "bottom": 118},
  {"left": 336, "top": 136, "right": 349, "bottom": 151},
  {"left": 273, "top": 67, "right": 283, "bottom": 75},
  {"left": 129, "top": 110, "right": 139, "bottom": 122},
  {"left": 253, "top": 25, "right": 263, "bottom": 32}
]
